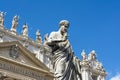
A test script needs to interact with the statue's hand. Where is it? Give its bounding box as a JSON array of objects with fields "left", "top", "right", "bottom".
[{"left": 58, "top": 39, "right": 68, "bottom": 47}]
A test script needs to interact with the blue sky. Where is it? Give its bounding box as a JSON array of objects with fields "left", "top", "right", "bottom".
[{"left": 0, "top": 0, "right": 120, "bottom": 80}]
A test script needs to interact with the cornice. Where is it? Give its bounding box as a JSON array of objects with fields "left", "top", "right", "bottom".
[{"left": 0, "top": 28, "right": 42, "bottom": 48}]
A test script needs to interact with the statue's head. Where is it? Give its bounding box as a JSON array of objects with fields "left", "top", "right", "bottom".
[
  {"left": 59, "top": 20, "right": 69, "bottom": 28},
  {"left": 23, "top": 23, "right": 28, "bottom": 29},
  {"left": 14, "top": 15, "right": 19, "bottom": 19}
]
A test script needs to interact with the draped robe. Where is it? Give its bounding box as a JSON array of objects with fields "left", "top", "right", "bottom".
[{"left": 46, "top": 31, "right": 82, "bottom": 80}]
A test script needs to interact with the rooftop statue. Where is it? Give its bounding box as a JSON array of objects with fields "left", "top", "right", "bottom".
[
  {"left": 0, "top": 12, "right": 5, "bottom": 27},
  {"left": 81, "top": 50, "right": 87, "bottom": 61},
  {"left": 88, "top": 50, "right": 97, "bottom": 61},
  {"left": 44, "top": 20, "right": 82, "bottom": 80},
  {"left": 11, "top": 15, "right": 19, "bottom": 33},
  {"left": 36, "top": 29, "right": 42, "bottom": 43},
  {"left": 22, "top": 23, "right": 28, "bottom": 37}
]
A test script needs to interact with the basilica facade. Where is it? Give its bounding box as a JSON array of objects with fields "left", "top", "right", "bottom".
[{"left": 0, "top": 12, "right": 106, "bottom": 80}]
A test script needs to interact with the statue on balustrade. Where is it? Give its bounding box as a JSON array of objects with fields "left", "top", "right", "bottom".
[
  {"left": 0, "top": 12, "right": 5, "bottom": 27},
  {"left": 44, "top": 20, "right": 82, "bottom": 80},
  {"left": 22, "top": 23, "right": 28, "bottom": 37},
  {"left": 36, "top": 29, "right": 42, "bottom": 43},
  {"left": 11, "top": 15, "right": 19, "bottom": 33}
]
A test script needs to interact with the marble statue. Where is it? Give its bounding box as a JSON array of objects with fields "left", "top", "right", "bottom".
[
  {"left": 0, "top": 12, "right": 5, "bottom": 27},
  {"left": 36, "top": 29, "right": 42, "bottom": 43},
  {"left": 11, "top": 15, "right": 19, "bottom": 33},
  {"left": 44, "top": 20, "right": 82, "bottom": 80},
  {"left": 81, "top": 50, "right": 87, "bottom": 61},
  {"left": 88, "top": 50, "right": 96, "bottom": 61},
  {"left": 22, "top": 23, "right": 28, "bottom": 37}
]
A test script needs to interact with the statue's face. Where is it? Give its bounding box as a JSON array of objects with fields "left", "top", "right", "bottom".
[
  {"left": 59, "top": 20, "right": 69, "bottom": 33},
  {"left": 60, "top": 26, "right": 68, "bottom": 33}
]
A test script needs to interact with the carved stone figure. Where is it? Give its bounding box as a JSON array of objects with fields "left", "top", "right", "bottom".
[
  {"left": 0, "top": 12, "right": 5, "bottom": 27},
  {"left": 88, "top": 50, "right": 96, "bottom": 61},
  {"left": 36, "top": 29, "right": 42, "bottom": 43},
  {"left": 22, "top": 23, "right": 28, "bottom": 37},
  {"left": 44, "top": 20, "right": 81, "bottom": 80},
  {"left": 96, "top": 62, "right": 104, "bottom": 71},
  {"left": 11, "top": 15, "right": 19, "bottom": 33},
  {"left": 9, "top": 45, "right": 19, "bottom": 59},
  {"left": 81, "top": 50, "right": 87, "bottom": 61}
]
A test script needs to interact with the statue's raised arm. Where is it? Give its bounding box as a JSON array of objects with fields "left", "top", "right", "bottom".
[{"left": 44, "top": 20, "right": 69, "bottom": 47}]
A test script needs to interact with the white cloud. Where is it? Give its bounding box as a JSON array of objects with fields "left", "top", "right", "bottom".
[{"left": 110, "top": 73, "right": 120, "bottom": 80}]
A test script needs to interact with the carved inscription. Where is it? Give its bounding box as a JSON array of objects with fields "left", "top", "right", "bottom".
[{"left": 0, "top": 61, "right": 45, "bottom": 80}]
